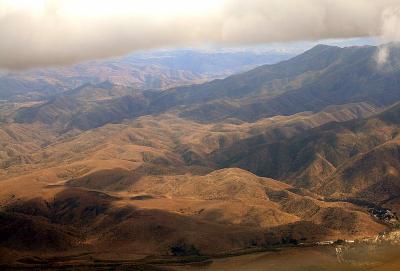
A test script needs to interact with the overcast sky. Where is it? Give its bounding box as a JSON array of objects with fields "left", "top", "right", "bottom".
[{"left": 1, "top": 0, "right": 400, "bottom": 69}]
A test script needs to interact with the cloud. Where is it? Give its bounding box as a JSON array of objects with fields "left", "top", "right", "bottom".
[
  {"left": 1, "top": 0, "right": 400, "bottom": 69},
  {"left": 381, "top": 6, "right": 400, "bottom": 42},
  {"left": 375, "top": 6, "right": 400, "bottom": 66},
  {"left": 375, "top": 46, "right": 390, "bottom": 66}
]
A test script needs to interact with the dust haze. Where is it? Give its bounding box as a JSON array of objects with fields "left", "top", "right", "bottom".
[{"left": 1, "top": 0, "right": 400, "bottom": 69}]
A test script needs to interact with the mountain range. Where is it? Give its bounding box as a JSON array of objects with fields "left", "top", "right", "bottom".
[
  {"left": 0, "top": 49, "right": 292, "bottom": 103},
  {"left": 1, "top": 43, "right": 400, "bottom": 268}
]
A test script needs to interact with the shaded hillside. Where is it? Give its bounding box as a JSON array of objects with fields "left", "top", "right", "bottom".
[
  {"left": 212, "top": 103, "right": 400, "bottom": 211},
  {"left": 13, "top": 82, "right": 148, "bottom": 130},
  {"left": 322, "top": 139, "right": 400, "bottom": 204}
]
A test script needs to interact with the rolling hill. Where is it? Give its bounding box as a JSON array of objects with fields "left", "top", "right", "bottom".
[
  {"left": 212, "top": 103, "right": 400, "bottom": 212},
  {"left": 0, "top": 168, "right": 384, "bottom": 259}
]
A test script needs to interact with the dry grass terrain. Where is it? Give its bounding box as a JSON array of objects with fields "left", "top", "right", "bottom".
[{"left": 1, "top": 44, "right": 400, "bottom": 269}]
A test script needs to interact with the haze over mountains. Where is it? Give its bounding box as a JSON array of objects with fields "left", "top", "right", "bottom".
[
  {"left": 0, "top": 49, "right": 292, "bottom": 103},
  {"left": 1, "top": 43, "right": 400, "bottom": 268},
  {"left": 12, "top": 44, "right": 400, "bottom": 129}
]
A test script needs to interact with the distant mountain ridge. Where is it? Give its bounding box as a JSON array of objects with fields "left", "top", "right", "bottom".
[
  {"left": 14, "top": 44, "right": 400, "bottom": 130},
  {"left": 174, "top": 44, "right": 400, "bottom": 122},
  {"left": 0, "top": 50, "right": 292, "bottom": 102}
]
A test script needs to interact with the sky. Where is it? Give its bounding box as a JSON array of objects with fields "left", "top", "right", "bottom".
[{"left": 1, "top": 0, "right": 400, "bottom": 69}]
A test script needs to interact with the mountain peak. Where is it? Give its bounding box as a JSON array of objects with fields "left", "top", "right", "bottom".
[
  {"left": 306, "top": 44, "right": 340, "bottom": 53},
  {"left": 312, "top": 44, "right": 337, "bottom": 49}
]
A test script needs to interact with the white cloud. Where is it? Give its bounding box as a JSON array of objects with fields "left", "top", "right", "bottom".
[
  {"left": 381, "top": 6, "right": 400, "bottom": 42},
  {"left": 375, "top": 46, "right": 390, "bottom": 66},
  {"left": 1, "top": 0, "right": 400, "bottom": 69}
]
